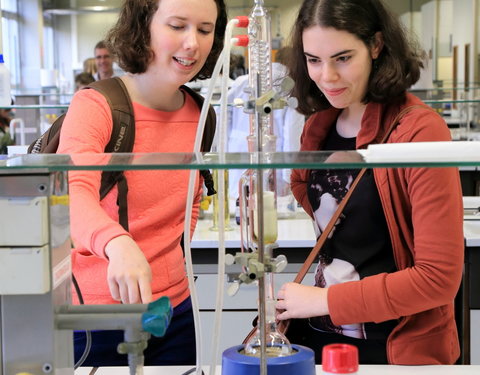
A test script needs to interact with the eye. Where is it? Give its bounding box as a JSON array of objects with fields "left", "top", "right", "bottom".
[
  {"left": 336, "top": 55, "right": 351, "bottom": 63},
  {"left": 306, "top": 56, "right": 320, "bottom": 64},
  {"left": 169, "top": 24, "right": 184, "bottom": 31},
  {"left": 198, "top": 28, "right": 213, "bottom": 35}
]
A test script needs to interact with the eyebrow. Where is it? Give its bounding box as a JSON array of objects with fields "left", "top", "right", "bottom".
[{"left": 304, "top": 49, "right": 354, "bottom": 59}]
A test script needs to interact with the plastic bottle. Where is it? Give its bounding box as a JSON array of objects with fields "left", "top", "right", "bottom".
[
  {"left": 322, "top": 344, "right": 358, "bottom": 374},
  {"left": 0, "top": 54, "right": 12, "bottom": 107}
]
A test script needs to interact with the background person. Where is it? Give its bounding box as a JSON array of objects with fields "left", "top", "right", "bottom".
[
  {"left": 93, "top": 40, "right": 115, "bottom": 80},
  {"left": 74, "top": 72, "right": 95, "bottom": 91},
  {"left": 83, "top": 57, "right": 97, "bottom": 77},
  {"left": 57, "top": 0, "right": 227, "bottom": 366},
  {"left": 0, "top": 100, "right": 14, "bottom": 154},
  {"left": 275, "top": 0, "right": 464, "bottom": 365}
]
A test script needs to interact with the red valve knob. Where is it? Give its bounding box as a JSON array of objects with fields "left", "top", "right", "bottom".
[
  {"left": 233, "top": 35, "right": 249, "bottom": 47},
  {"left": 234, "top": 16, "right": 249, "bottom": 28}
]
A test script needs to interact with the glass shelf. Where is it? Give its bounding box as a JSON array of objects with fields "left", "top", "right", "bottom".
[
  {"left": 7, "top": 104, "right": 69, "bottom": 110},
  {"left": 1, "top": 149, "right": 480, "bottom": 172},
  {"left": 1, "top": 98, "right": 480, "bottom": 110}
]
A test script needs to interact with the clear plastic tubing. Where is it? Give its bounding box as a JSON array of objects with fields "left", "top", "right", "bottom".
[
  {"left": 183, "top": 46, "right": 226, "bottom": 375},
  {"left": 182, "top": 16, "right": 248, "bottom": 375},
  {"left": 208, "top": 17, "right": 246, "bottom": 375}
]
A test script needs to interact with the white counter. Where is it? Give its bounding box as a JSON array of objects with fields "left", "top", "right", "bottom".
[
  {"left": 193, "top": 197, "right": 480, "bottom": 248},
  {"left": 75, "top": 365, "right": 480, "bottom": 374},
  {"left": 192, "top": 216, "right": 316, "bottom": 249},
  {"left": 463, "top": 196, "right": 480, "bottom": 246}
]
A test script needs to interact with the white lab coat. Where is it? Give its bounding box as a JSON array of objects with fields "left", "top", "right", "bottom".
[{"left": 225, "top": 62, "right": 305, "bottom": 199}]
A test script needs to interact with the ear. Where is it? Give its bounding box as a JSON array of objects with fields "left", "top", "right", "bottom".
[{"left": 371, "top": 32, "right": 384, "bottom": 59}]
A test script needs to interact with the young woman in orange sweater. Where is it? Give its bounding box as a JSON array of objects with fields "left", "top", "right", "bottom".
[{"left": 58, "top": 0, "right": 227, "bottom": 366}]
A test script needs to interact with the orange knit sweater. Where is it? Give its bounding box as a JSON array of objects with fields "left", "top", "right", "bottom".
[{"left": 58, "top": 88, "right": 202, "bottom": 307}]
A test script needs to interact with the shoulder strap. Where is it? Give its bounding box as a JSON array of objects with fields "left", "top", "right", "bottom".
[
  {"left": 85, "top": 77, "right": 135, "bottom": 231},
  {"left": 181, "top": 84, "right": 217, "bottom": 196},
  {"left": 87, "top": 77, "right": 135, "bottom": 155}
]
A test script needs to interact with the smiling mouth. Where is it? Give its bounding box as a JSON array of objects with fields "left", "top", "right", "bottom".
[
  {"left": 174, "top": 57, "right": 195, "bottom": 67},
  {"left": 323, "top": 88, "right": 346, "bottom": 96}
]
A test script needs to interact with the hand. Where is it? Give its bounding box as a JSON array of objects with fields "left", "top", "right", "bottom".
[
  {"left": 325, "top": 150, "right": 364, "bottom": 163},
  {"left": 105, "top": 235, "right": 152, "bottom": 304},
  {"left": 276, "top": 282, "right": 329, "bottom": 320}
]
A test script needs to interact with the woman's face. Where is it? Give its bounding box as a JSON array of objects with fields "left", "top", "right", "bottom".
[
  {"left": 148, "top": 0, "right": 217, "bottom": 85},
  {"left": 302, "top": 26, "right": 382, "bottom": 110}
]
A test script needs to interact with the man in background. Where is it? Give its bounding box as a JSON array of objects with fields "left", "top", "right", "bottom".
[{"left": 93, "top": 40, "right": 114, "bottom": 80}]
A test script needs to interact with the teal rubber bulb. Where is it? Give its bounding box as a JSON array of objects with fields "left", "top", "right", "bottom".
[{"left": 141, "top": 296, "right": 173, "bottom": 337}]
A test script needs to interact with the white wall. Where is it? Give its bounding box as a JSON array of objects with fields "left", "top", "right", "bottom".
[
  {"left": 18, "top": 0, "right": 44, "bottom": 89},
  {"left": 54, "top": 15, "right": 75, "bottom": 87},
  {"left": 417, "top": 1, "right": 437, "bottom": 89},
  {"left": 452, "top": 0, "right": 477, "bottom": 86},
  {"left": 76, "top": 12, "right": 119, "bottom": 67},
  {"left": 437, "top": 0, "right": 453, "bottom": 58}
]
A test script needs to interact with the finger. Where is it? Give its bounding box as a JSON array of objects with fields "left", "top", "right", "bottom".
[
  {"left": 276, "top": 311, "right": 289, "bottom": 321},
  {"left": 127, "top": 280, "right": 141, "bottom": 304},
  {"left": 276, "top": 300, "right": 286, "bottom": 310},
  {"left": 139, "top": 278, "right": 153, "bottom": 304},
  {"left": 119, "top": 282, "right": 130, "bottom": 304},
  {"left": 277, "top": 289, "right": 285, "bottom": 299},
  {"left": 108, "top": 279, "right": 121, "bottom": 301}
]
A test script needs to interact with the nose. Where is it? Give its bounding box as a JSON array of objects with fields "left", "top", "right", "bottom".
[
  {"left": 184, "top": 29, "right": 199, "bottom": 51},
  {"left": 321, "top": 62, "right": 339, "bottom": 83}
]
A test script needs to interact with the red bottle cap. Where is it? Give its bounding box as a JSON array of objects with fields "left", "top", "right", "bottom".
[
  {"left": 322, "top": 344, "right": 359, "bottom": 374},
  {"left": 234, "top": 16, "right": 249, "bottom": 28}
]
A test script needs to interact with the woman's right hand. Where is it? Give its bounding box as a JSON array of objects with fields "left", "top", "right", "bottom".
[{"left": 104, "top": 235, "right": 152, "bottom": 304}]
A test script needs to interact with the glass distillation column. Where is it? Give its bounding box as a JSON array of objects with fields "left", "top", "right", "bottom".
[{"left": 239, "top": 0, "right": 292, "bottom": 357}]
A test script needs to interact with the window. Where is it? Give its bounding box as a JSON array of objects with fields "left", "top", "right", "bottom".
[
  {"left": 43, "top": 14, "right": 54, "bottom": 71},
  {"left": 1, "top": 0, "right": 20, "bottom": 88}
]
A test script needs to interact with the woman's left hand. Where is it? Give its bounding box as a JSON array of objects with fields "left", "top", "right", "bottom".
[{"left": 276, "top": 282, "right": 329, "bottom": 320}]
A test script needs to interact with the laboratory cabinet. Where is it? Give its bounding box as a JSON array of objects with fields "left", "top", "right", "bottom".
[{"left": 1, "top": 150, "right": 480, "bottom": 374}]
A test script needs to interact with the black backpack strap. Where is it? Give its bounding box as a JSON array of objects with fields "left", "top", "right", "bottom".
[
  {"left": 84, "top": 77, "right": 135, "bottom": 231},
  {"left": 181, "top": 84, "right": 217, "bottom": 196}
]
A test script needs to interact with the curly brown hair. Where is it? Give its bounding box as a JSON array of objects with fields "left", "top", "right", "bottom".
[
  {"left": 288, "top": 0, "right": 426, "bottom": 115},
  {"left": 105, "top": 0, "right": 227, "bottom": 80}
]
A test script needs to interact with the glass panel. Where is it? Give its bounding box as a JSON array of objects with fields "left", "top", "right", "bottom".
[{"left": 1, "top": 149, "right": 480, "bottom": 172}]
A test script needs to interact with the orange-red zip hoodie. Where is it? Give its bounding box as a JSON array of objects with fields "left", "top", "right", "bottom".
[{"left": 291, "top": 93, "right": 464, "bottom": 364}]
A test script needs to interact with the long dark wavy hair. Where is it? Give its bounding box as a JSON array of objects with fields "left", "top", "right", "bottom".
[
  {"left": 105, "top": 0, "right": 227, "bottom": 80},
  {"left": 289, "top": 0, "right": 426, "bottom": 115}
]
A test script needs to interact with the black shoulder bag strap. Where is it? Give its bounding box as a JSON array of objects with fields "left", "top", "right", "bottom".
[{"left": 86, "top": 77, "right": 135, "bottom": 231}]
